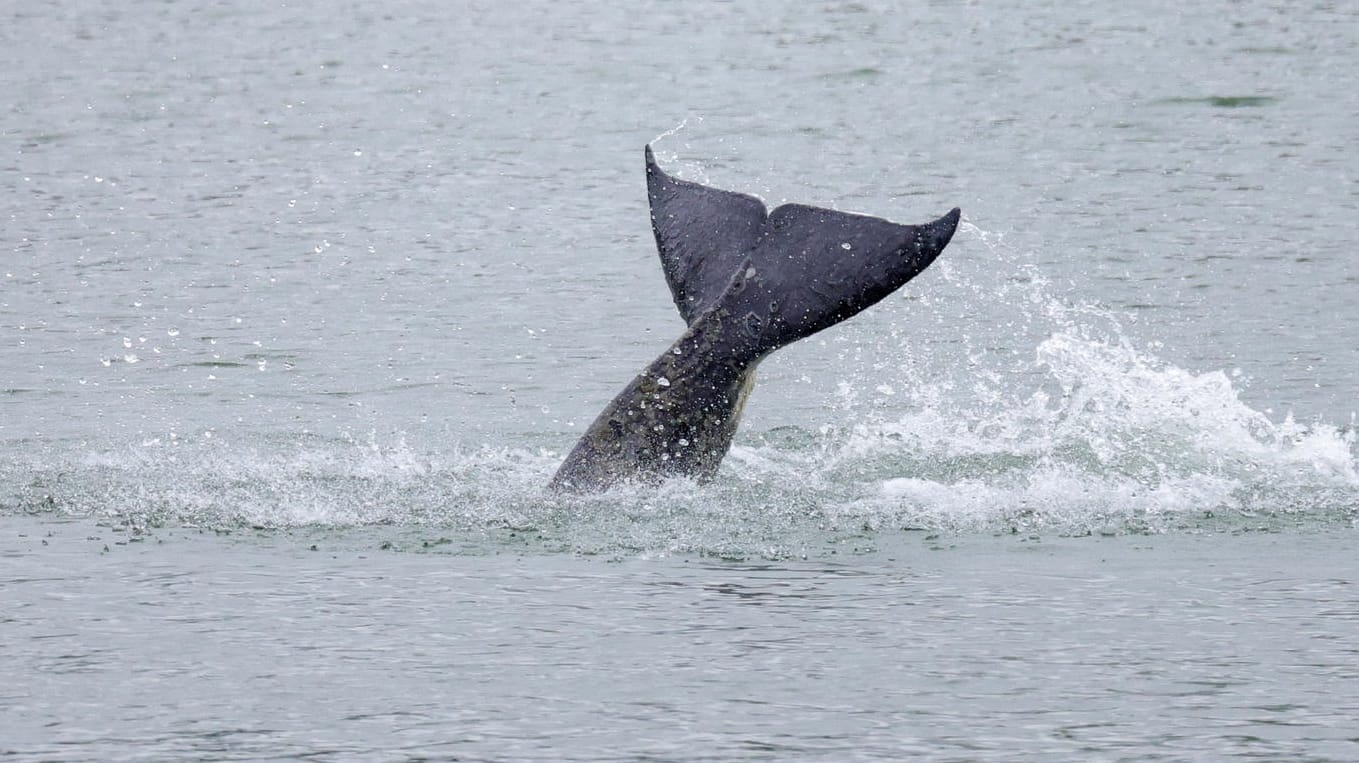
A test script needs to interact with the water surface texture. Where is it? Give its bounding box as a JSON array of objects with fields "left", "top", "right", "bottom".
[{"left": 3, "top": 0, "right": 1358, "bottom": 760}]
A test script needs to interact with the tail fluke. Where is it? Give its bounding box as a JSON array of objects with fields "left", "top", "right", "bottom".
[{"left": 646, "top": 146, "right": 958, "bottom": 350}]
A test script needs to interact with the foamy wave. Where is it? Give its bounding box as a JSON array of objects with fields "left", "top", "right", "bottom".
[
  {"left": 722, "top": 325, "right": 1358, "bottom": 535},
  {"left": 6, "top": 434, "right": 560, "bottom": 533}
]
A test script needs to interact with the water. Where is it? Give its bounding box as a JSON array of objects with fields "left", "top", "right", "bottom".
[
  {"left": 7, "top": 521, "right": 1358, "bottom": 761},
  {"left": 3, "top": 0, "right": 1358, "bottom": 759}
]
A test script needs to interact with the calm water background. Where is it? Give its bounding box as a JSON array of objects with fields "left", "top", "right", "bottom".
[{"left": 3, "top": 0, "right": 1358, "bottom": 760}]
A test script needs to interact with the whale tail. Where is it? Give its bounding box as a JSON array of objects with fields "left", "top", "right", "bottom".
[
  {"left": 647, "top": 145, "right": 959, "bottom": 358},
  {"left": 548, "top": 147, "right": 960, "bottom": 492}
]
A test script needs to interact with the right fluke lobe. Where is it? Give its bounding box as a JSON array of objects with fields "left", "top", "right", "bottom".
[{"left": 723, "top": 202, "right": 960, "bottom": 353}]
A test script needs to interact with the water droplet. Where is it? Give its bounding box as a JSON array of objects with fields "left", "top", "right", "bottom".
[
  {"left": 841, "top": 242, "right": 852, "bottom": 250},
  {"left": 656, "top": 376, "right": 671, "bottom": 387}
]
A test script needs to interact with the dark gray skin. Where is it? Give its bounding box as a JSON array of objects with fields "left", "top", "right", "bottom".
[{"left": 549, "top": 147, "right": 960, "bottom": 493}]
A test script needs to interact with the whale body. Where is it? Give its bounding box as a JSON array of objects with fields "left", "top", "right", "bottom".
[{"left": 549, "top": 146, "right": 960, "bottom": 492}]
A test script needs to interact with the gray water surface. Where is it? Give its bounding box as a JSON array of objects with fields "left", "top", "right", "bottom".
[
  {"left": 6, "top": 517, "right": 1359, "bottom": 762},
  {"left": 3, "top": 0, "right": 1358, "bottom": 759}
]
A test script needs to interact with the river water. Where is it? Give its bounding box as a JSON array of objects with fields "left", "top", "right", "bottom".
[{"left": 3, "top": 0, "right": 1358, "bottom": 760}]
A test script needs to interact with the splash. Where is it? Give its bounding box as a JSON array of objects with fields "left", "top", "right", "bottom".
[
  {"left": 4, "top": 223, "right": 1355, "bottom": 557},
  {"left": 721, "top": 220, "right": 1359, "bottom": 538},
  {"left": 725, "top": 324, "right": 1358, "bottom": 538}
]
